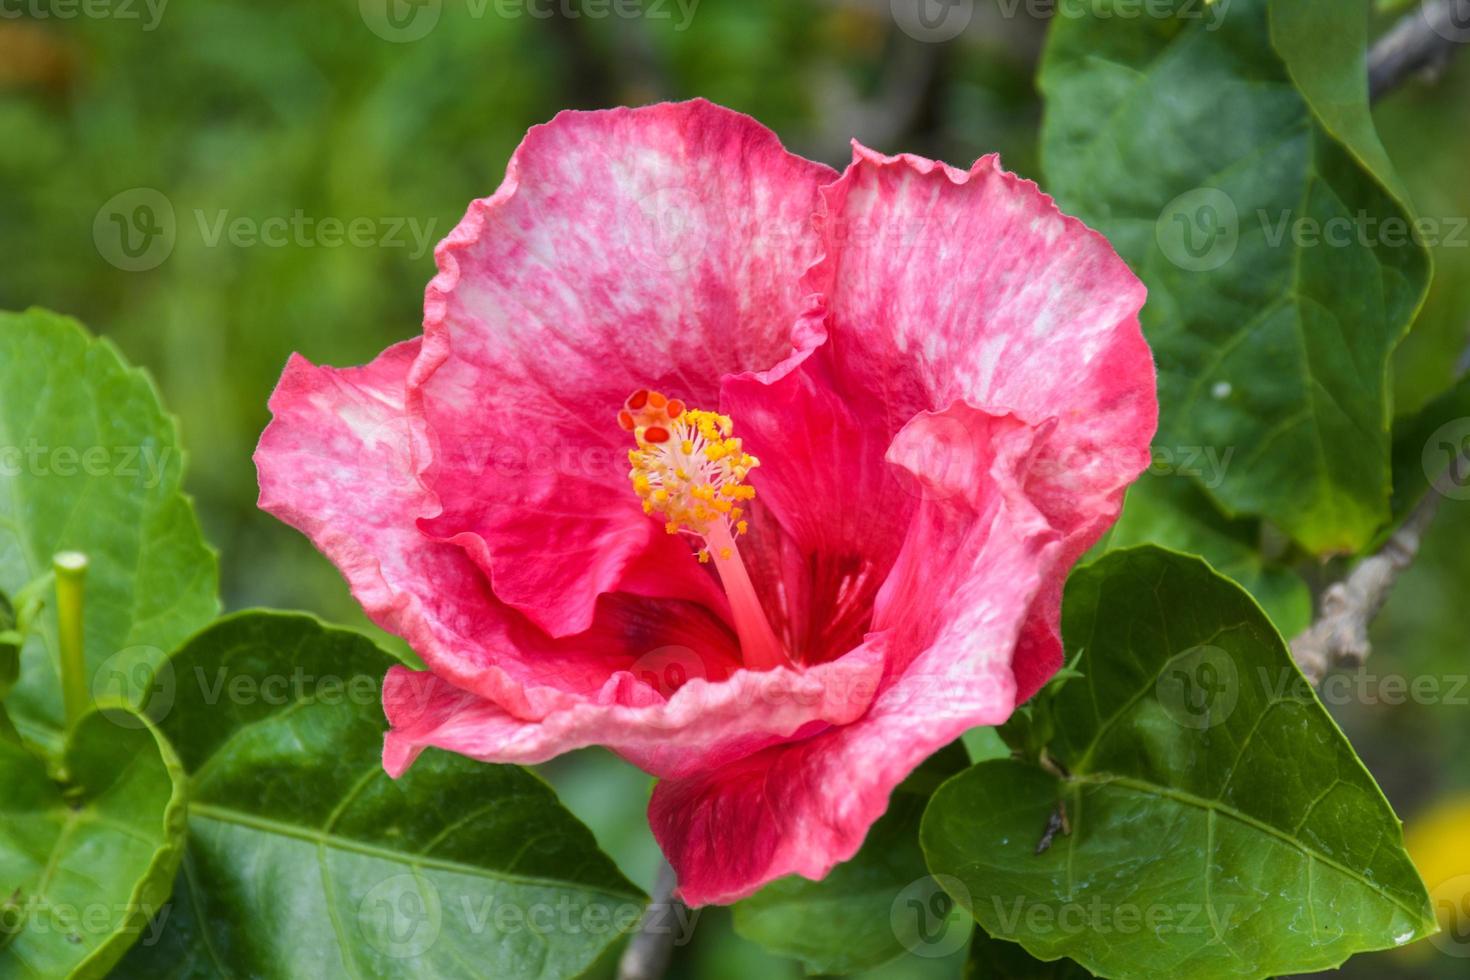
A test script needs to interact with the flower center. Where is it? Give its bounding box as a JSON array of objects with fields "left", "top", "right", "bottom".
[{"left": 619, "top": 389, "right": 789, "bottom": 671}]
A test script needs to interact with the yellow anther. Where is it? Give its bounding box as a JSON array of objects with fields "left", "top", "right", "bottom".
[{"left": 620, "top": 391, "right": 759, "bottom": 543}]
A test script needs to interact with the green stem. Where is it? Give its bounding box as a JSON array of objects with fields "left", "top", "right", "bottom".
[{"left": 53, "top": 552, "right": 89, "bottom": 731}]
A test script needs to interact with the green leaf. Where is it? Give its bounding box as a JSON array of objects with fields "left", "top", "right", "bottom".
[
  {"left": 966, "top": 929, "right": 1093, "bottom": 979},
  {"left": 0, "top": 707, "right": 187, "bottom": 979},
  {"left": 117, "top": 611, "right": 645, "bottom": 979},
  {"left": 1103, "top": 475, "right": 1311, "bottom": 636},
  {"left": 1039, "top": 0, "right": 1429, "bottom": 555},
  {"left": 734, "top": 744, "right": 973, "bottom": 974},
  {"left": 921, "top": 547, "right": 1434, "bottom": 979},
  {"left": 0, "top": 308, "right": 219, "bottom": 747}
]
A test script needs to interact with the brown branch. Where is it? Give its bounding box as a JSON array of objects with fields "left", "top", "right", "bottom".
[
  {"left": 1369, "top": 0, "right": 1470, "bottom": 103},
  {"left": 617, "top": 860, "right": 686, "bottom": 980},
  {"left": 1290, "top": 491, "right": 1441, "bottom": 684}
]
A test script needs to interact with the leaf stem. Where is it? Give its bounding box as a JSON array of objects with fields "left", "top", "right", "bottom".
[{"left": 53, "top": 552, "right": 89, "bottom": 730}]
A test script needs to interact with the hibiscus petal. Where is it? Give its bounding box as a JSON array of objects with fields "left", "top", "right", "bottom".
[
  {"left": 255, "top": 342, "right": 738, "bottom": 722},
  {"left": 651, "top": 404, "right": 1061, "bottom": 904},
  {"left": 414, "top": 99, "right": 837, "bottom": 638},
  {"left": 812, "top": 143, "right": 1156, "bottom": 699},
  {"left": 382, "top": 639, "right": 884, "bottom": 781}
]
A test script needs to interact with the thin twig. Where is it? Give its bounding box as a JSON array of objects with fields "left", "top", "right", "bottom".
[
  {"left": 1290, "top": 492, "right": 1442, "bottom": 684},
  {"left": 617, "top": 860, "right": 686, "bottom": 980},
  {"left": 1368, "top": 0, "right": 1470, "bottom": 102}
]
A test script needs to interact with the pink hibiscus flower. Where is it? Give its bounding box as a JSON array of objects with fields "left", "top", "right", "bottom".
[{"left": 255, "top": 100, "right": 1155, "bottom": 906}]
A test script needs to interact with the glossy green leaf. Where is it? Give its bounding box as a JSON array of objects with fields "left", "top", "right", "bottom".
[
  {"left": 1039, "top": 0, "right": 1429, "bottom": 555},
  {"left": 0, "top": 707, "right": 187, "bottom": 979},
  {"left": 734, "top": 744, "right": 973, "bottom": 974},
  {"left": 0, "top": 309, "right": 219, "bottom": 747},
  {"left": 921, "top": 547, "right": 1434, "bottom": 979},
  {"left": 116, "top": 611, "right": 645, "bottom": 979},
  {"left": 1104, "top": 475, "right": 1310, "bottom": 636}
]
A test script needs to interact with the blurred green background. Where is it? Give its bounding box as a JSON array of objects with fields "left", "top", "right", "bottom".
[{"left": 1, "top": 1, "right": 1467, "bottom": 977}]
